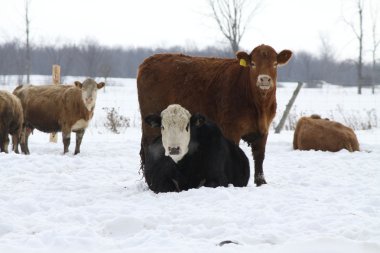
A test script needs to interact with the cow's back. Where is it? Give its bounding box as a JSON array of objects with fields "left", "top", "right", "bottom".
[
  {"left": 293, "top": 117, "right": 360, "bottom": 152},
  {"left": 137, "top": 54, "right": 240, "bottom": 144},
  {"left": 184, "top": 120, "right": 249, "bottom": 187},
  {"left": 14, "top": 85, "right": 77, "bottom": 132}
]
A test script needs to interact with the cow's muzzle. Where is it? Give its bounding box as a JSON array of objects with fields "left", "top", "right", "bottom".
[
  {"left": 168, "top": 146, "right": 180, "bottom": 155},
  {"left": 257, "top": 75, "right": 273, "bottom": 90}
]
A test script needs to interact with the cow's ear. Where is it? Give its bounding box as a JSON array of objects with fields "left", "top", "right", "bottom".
[
  {"left": 190, "top": 114, "right": 205, "bottom": 127},
  {"left": 236, "top": 51, "right": 250, "bottom": 67},
  {"left": 97, "top": 82, "right": 105, "bottom": 89},
  {"left": 277, "top": 50, "right": 292, "bottom": 66},
  {"left": 144, "top": 114, "right": 162, "bottom": 128},
  {"left": 74, "top": 81, "right": 83, "bottom": 88}
]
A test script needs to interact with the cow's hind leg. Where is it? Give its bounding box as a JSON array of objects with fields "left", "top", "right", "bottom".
[
  {"left": 21, "top": 127, "right": 32, "bottom": 155},
  {"left": 74, "top": 129, "right": 85, "bottom": 155},
  {"left": 19, "top": 126, "right": 27, "bottom": 154},
  {"left": 0, "top": 131, "right": 9, "bottom": 153},
  {"left": 12, "top": 134, "right": 19, "bottom": 153}
]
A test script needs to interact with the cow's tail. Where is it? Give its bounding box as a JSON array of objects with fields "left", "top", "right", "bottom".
[{"left": 139, "top": 140, "right": 146, "bottom": 179}]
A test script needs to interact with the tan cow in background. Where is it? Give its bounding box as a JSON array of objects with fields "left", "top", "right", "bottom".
[
  {"left": 13, "top": 78, "right": 105, "bottom": 155},
  {"left": 293, "top": 114, "right": 360, "bottom": 152}
]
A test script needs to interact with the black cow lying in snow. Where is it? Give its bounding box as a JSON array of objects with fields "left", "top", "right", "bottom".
[{"left": 143, "top": 104, "right": 250, "bottom": 193}]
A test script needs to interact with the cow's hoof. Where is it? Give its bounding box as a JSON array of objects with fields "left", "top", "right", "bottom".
[
  {"left": 254, "top": 174, "right": 267, "bottom": 186},
  {"left": 74, "top": 151, "right": 80, "bottom": 155}
]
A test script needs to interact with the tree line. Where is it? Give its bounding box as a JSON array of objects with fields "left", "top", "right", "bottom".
[{"left": 0, "top": 39, "right": 379, "bottom": 87}]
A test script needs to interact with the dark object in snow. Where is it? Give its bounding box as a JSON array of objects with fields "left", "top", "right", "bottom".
[{"left": 218, "top": 240, "right": 240, "bottom": 246}]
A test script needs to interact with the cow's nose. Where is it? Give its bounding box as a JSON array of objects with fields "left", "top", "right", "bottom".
[
  {"left": 259, "top": 76, "right": 271, "bottom": 83},
  {"left": 168, "top": 146, "right": 180, "bottom": 155}
]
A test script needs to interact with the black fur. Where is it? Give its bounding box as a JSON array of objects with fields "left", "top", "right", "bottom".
[{"left": 144, "top": 113, "right": 250, "bottom": 193}]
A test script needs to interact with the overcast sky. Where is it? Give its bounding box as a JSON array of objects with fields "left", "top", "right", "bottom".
[{"left": 0, "top": 0, "right": 379, "bottom": 62}]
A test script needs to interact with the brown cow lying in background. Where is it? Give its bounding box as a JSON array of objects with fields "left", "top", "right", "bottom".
[
  {"left": 293, "top": 114, "right": 359, "bottom": 152},
  {"left": 0, "top": 90, "right": 23, "bottom": 153},
  {"left": 13, "top": 78, "right": 105, "bottom": 155}
]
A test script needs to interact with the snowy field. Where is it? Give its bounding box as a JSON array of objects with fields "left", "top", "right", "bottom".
[{"left": 0, "top": 76, "right": 379, "bottom": 253}]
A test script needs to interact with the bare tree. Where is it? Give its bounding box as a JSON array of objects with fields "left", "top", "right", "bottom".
[
  {"left": 343, "top": 0, "right": 364, "bottom": 94},
  {"left": 319, "top": 33, "right": 335, "bottom": 62},
  {"left": 274, "top": 82, "right": 303, "bottom": 134},
  {"left": 80, "top": 39, "right": 104, "bottom": 78},
  {"left": 319, "top": 33, "right": 336, "bottom": 81},
  {"left": 370, "top": 0, "right": 380, "bottom": 94},
  {"left": 296, "top": 52, "right": 315, "bottom": 83},
  {"left": 207, "top": 0, "right": 261, "bottom": 53},
  {"left": 100, "top": 64, "right": 111, "bottom": 93},
  {"left": 25, "top": 0, "right": 31, "bottom": 84}
]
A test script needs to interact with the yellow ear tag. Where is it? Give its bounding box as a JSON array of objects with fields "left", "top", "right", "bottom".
[{"left": 239, "top": 59, "right": 247, "bottom": 67}]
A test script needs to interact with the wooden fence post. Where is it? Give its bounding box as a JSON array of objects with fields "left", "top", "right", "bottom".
[
  {"left": 274, "top": 81, "right": 303, "bottom": 134},
  {"left": 49, "top": 65, "right": 60, "bottom": 143}
]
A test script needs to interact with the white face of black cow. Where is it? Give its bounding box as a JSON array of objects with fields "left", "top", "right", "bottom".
[
  {"left": 160, "top": 104, "right": 191, "bottom": 163},
  {"left": 74, "top": 79, "right": 105, "bottom": 111}
]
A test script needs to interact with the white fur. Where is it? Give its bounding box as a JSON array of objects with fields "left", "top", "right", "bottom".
[
  {"left": 160, "top": 104, "right": 191, "bottom": 163},
  {"left": 81, "top": 89, "right": 97, "bottom": 111},
  {"left": 72, "top": 119, "right": 89, "bottom": 131}
]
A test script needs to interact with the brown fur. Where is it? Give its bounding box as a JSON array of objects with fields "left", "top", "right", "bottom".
[
  {"left": 14, "top": 84, "right": 92, "bottom": 133},
  {"left": 137, "top": 44, "right": 292, "bottom": 186},
  {"left": 0, "top": 90, "right": 23, "bottom": 153},
  {"left": 293, "top": 116, "right": 360, "bottom": 152}
]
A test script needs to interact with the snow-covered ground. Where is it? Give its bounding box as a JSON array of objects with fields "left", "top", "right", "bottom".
[{"left": 0, "top": 77, "right": 379, "bottom": 253}]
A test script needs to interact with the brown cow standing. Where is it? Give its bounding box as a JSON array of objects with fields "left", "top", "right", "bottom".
[
  {"left": 137, "top": 44, "right": 292, "bottom": 186},
  {"left": 13, "top": 79, "right": 105, "bottom": 155},
  {"left": 0, "top": 90, "right": 23, "bottom": 153},
  {"left": 293, "top": 114, "right": 360, "bottom": 152}
]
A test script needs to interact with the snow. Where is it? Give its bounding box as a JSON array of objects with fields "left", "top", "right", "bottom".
[{"left": 0, "top": 77, "right": 379, "bottom": 253}]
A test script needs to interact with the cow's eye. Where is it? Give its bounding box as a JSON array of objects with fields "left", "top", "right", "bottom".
[
  {"left": 161, "top": 126, "right": 164, "bottom": 130},
  {"left": 186, "top": 123, "right": 189, "bottom": 132},
  {"left": 251, "top": 61, "right": 256, "bottom": 68},
  {"left": 274, "top": 61, "right": 278, "bottom": 68}
]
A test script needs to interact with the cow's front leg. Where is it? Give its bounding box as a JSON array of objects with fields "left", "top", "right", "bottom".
[
  {"left": 74, "top": 129, "right": 85, "bottom": 155},
  {"left": 62, "top": 130, "right": 71, "bottom": 154},
  {"left": 243, "top": 132, "right": 268, "bottom": 186},
  {"left": 250, "top": 133, "right": 268, "bottom": 186}
]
